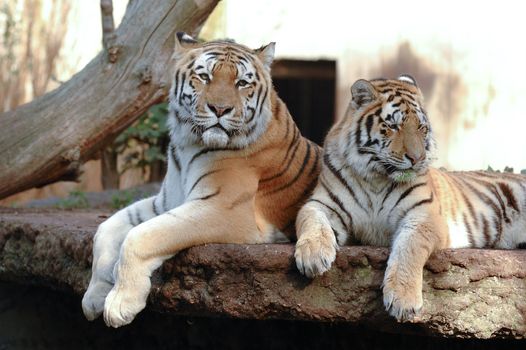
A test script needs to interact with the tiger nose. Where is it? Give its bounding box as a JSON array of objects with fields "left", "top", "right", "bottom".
[
  {"left": 405, "top": 152, "right": 425, "bottom": 165},
  {"left": 207, "top": 104, "right": 233, "bottom": 117}
]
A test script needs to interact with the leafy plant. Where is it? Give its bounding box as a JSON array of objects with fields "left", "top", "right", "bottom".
[
  {"left": 114, "top": 103, "right": 170, "bottom": 177},
  {"left": 110, "top": 190, "right": 136, "bottom": 210},
  {"left": 56, "top": 190, "right": 89, "bottom": 209},
  {"left": 486, "top": 166, "right": 526, "bottom": 174}
]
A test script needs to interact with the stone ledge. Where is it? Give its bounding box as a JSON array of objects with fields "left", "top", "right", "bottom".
[{"left": 0, "top": 208, "right": 525, "bottom": 339}]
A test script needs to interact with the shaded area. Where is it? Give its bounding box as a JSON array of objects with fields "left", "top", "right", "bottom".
[
  {"left": 272, "top": 59, "right": 336, "bottom": 145},
  {"left": 0, "top": 283, "right": 524, "bottom": 350}
]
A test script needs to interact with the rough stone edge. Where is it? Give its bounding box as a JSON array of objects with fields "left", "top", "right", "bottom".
[{"left": 0, "top": 208, "right": 525, "bottom": 339}]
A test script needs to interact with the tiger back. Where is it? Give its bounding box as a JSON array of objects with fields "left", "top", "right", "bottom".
[
  {"left": 82, "top": 33, "right": 321, "bottom": 328},
  {"left": 294, "top": 75, "right": 526, "bottom": 322}
]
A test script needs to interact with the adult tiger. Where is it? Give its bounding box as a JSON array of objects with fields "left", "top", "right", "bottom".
[
  {"left": 295, "top": 75, "right": 526, "bottom": 321},
  {"left": 82, "top": 33, "right": 321, "bottom": 327}
]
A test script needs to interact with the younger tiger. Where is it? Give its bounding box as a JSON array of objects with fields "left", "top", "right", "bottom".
[
  {"left": 82, "top": 33, "right": 321, "bottom": 327},
  {"left": 295, "top": 75, "right": 526, "bottom": 321}
]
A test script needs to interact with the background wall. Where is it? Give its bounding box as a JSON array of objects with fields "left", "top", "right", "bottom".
[
  {"left": 207, "top": 0, "right": 526, "bottom": 172},
  {"left": 2, "top": 0, "right": 525, "bottom": 205}
]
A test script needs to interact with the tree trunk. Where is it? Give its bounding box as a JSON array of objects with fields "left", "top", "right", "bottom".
[
  {"left": 101, "top": 147, "right": 120, "bottom": 189},
  {"left": 0, "top": 0, "right": 219, "bottom": 200}
]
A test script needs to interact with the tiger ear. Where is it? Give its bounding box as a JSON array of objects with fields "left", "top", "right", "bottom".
[
  {"left": 255, "top": 42, "right": 276, "bottom": 70},
  {"left": 173, "top": 32, "right": 198, "bottom": 59},
  {"left": 397, "top": 74, "right": 418, "bottom": 87},
  {"left": 351, "top": 79, "right": 378, "bottom": 108}
]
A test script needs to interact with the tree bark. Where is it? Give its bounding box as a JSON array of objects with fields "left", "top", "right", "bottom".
[
  {"left": 0, "top": 208, "right": 525, "bottom": 339},
  {"left": 0, "top": 0, "right": 219, "bottom": 200}
]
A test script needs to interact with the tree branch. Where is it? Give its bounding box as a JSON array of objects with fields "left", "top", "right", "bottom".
[
  {"left": 0, "top": 0, "right": 219, "bottom": 200},
  {"left": 100, "top": 0, "right": 118, "bottom": 62}
]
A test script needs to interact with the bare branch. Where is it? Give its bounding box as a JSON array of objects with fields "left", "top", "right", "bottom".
[{"left": 100, "top": 0, "right": 118, "bottom": 62}]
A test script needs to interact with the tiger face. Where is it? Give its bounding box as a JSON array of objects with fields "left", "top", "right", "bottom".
[
  {"left": 338, "top": 75, "right": 436, "bottom": 182},
  {"left": 169, "top": 33, "right": 275, "bottom": 149}
]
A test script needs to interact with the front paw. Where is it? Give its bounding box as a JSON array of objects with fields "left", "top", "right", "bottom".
[
  {"left": 294, "top": 230, "right": 338, "bottom": 278},
  {"left": 82, "top": 279, "right": 113, "bottom": 321},
  {"left": 382, "top": 279, "right": 423, "bottom": 322},
  {"left": 103, "top": 284, "right": 148, "bottom": 328}
]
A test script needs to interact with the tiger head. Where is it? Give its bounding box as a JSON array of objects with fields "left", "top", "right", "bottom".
[
  {"left": 168, "top": 32, "right": 275, "bottom": 149},
  {"left": 331, "top": 75, "right": 436, "bottom": 183}
]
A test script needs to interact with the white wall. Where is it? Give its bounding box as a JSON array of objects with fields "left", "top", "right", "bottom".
[{"left": 205, "top": 0, "right": 526, "bottom": 171}]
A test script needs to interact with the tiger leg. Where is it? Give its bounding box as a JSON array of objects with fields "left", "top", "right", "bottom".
[
  {"left": 382, "top": 219, "right": 442, "bottom": 322},
  {"left": 82, "top": 196, "right": 159, "bottom": 320},
  {"left": 294, "top": 201, "right": 339, "bottom": 278},
  {"left": 103, "top": 197, "right": 262, "bottom": 328}
]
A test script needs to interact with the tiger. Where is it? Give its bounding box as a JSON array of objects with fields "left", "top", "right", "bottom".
[
  {"left": 294, "top": 75, "right": 526, "bottom": 322},
  {"left": 82, "top": 32, "right": 321, "bottom": 328}
]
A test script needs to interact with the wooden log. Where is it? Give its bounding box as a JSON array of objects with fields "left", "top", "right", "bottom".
[{"left": 0, "top": 0, "right": 219, "bottom": 199}]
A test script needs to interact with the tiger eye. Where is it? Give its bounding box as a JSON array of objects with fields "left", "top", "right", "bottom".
[{"left": 236, "top": 79, "right": 249, "bottom": 88}]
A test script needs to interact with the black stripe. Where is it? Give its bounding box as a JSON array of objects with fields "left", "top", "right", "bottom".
[
  {"left": 152, "top": 198, "right": 160, "bottom": 216},
  {"left": 323, "top": 153, "right": 368, "bottom": 213},
  {"left": 518, "top": 242, "right": 526, "bottom": 249},
  {"left": 457, "top": 184, "right": 478, "bottom": 229},
  {"left": 491, "top": 215, "right": 503, "bottom": 248},
  {"left": 463, "top": 213, "right": 475, "bottom": 247},
  {"left": 188, "top": 147, "right": 237, "bottom": 168},
  {"left": 308, "top": 145, "right": 321, "bottom": 176},
  {"left": 452, "top": 175, "right": 503, "bottom": 232},
  {"left": 135, "top": 207, "right": 144, "bottom": 225},
  {"left": 188, "top": 169, "right": 221, "bottom": 196},
  {"left": 127, "top": 208, "right": 135, "bottom": 226},
  {"left": 173, "top": 69, "right": 180, "bottom": 97},
  {"left": 170, "top": 144, "right": 181, "bottom": 172},
  {"left": 178, "top": 73, "right": 186, "bottom": 104},
  {"left": 354, "top": 115, "right": 365, "bottom": 148},
  {"left": 186, "top": 59, "right": 195, "bottom": 69},
  {"left": 246, "top": 106, "right": 256, "bottom": 123},
  {"left": 396, "top": 193, "right": 434, "bottom": 226},
  {"left": 260, "top": 128, "right": 300, "bottom": 183},
  {"left": 254, "top": 85, "right": 263, "bottom": 113},
  {"left": 488, "top": 184, "right": 510, "bottom": 223},
  {"left": 390, "top": 182, "right": 427, "bottom": 212},
  {"left": 498, "top": 182, "right": 520, "bottom": 212},
  {"left": 481, "top": 215, "right": 491, "bottom": 247},
  {"left": 257, "top": 87, "right": 269, "bottom": 116},
  {"left": 266, "top": 142, "right": 311, "bottom": 195},
  {"left": 161, "top": 185, "right": 167, "bottom": 211},
  {"left": 365, "top": 115, "right": 374, "bottom": 139},
  {"left": 307, "top": 198, "right": 348, "bottom": 232},
  {"left": 380, "top": 182, "right": 397, "bottom": 209},
  {"left": 319, "top": 180, "right": 353, "bottom": 230}
]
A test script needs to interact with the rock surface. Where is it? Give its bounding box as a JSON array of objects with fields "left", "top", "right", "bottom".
[{"left": 0, "top": 208, "right": 525, "bottom": 339}]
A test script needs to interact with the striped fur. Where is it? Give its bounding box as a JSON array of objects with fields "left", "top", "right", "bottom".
[
  {"left": 295, "top": 75, "right": 526, "bottom": 322},
  {"left": 83, "top": 34, "right": 321, "bottom": 327}
]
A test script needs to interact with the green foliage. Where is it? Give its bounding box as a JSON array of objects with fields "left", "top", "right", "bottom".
[
  {"left": 110, "top": 190, "right": 136, "bottom": 210},
  {"left": 486, "top": 166, "right": 526, "bottom": 174},
  {"left": 114, "top": 103, "right": 170, "bottom": 175},
  {"left": 56, "top": 190, "right": 89, "bottom": 209}
]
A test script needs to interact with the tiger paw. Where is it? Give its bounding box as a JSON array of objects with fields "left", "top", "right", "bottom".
[
  {"left": 103, "top": 285, "right": 148, "bottom": 328},
  {"left": 294, "top": 230, "right": 338, "bottom": 278},
  {"left": 82, "top": 279, "right": 113, "bottom": 321},
  {"left": 382, "top": 280, "right": 423, "bottom": 322}
]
